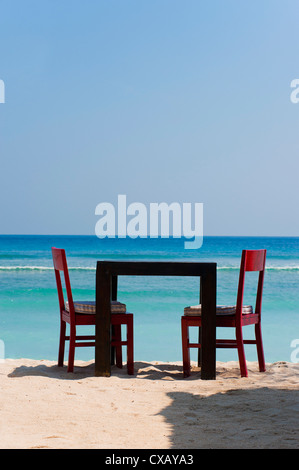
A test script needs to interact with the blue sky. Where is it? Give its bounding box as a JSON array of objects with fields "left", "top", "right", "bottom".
[{"left": 0, "top": 0, "right": 299, "bottom": 236}]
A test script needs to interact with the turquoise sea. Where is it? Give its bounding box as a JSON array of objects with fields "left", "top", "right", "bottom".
[{"left": 0, "top": 235, "right": 298, "bottom": 364}]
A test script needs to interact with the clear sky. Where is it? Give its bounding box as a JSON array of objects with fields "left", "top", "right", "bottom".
[{"left": 0, "top": 0, "right": 299, "bottom": 236}]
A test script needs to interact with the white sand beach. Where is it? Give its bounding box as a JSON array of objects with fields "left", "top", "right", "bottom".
[{"left": 0, "top": 358, "right": 298, "bottom": 449}]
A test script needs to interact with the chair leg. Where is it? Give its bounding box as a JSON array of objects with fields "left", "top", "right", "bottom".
[
  {"left": 197, "top": 326, "right": 201, "bottom": 367},
  {"left": 58, "top": 320, "right": 66, "bottom": 367},
  {"left": 236, "top": 325, "right": 248, "bottom": 377},
  {"left": 181, "top": 318, "right": 191, "bottom": 378},
  {"left": 68, "top": 325, "right": 76, "bottom": 373},
  {"left": 127, "top": 315, "right": 134, "bottom": 375},
  {"left": 114, "top": 324, "right": 123, "bottom": 369},
  {"left": 255, "top": 323, "right": 266, "bottom": 372},
  {"left": 111, "top": 325, "right": 116, "bottom": 366}
]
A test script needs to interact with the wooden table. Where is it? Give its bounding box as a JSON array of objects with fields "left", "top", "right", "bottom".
[{"left": 95, "top": 261, "right": 217, "bottom": 380}]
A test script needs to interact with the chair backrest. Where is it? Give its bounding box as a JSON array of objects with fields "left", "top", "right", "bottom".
[
  {"left": 236, "top": 249, "right": 267, "bottom": 321},
  {"left": 52, "top": 247, "right": 75, "bottom": 321}
]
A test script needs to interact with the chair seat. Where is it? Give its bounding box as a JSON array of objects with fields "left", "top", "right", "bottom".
[
  {"left": 65, "top": 300, "right": 126, "bottom": 314},
  {"left": 183, "top": 304, "right": 253, "bottom": 316}
]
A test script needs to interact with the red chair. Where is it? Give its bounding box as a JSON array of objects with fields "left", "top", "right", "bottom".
[
  {"left": 182, "top": 250, "right": 266, "bottom": 378},
  {"left": 52, "top": 247, "right": 134, "bottom": 374}
]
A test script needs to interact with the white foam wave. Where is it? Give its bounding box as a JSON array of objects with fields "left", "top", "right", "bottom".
[
  {"left": 0, "top": 266, "right": 96, "bottom": 271},
  {"left": 219, "top": 266, "right": 299, "bottom": 271},
  {"left": 0, "top": 265, "right": 299, "bottom": 272}
]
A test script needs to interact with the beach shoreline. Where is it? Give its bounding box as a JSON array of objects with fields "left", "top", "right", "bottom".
[{"left": 0, "top": 358, "right": 298, "bottom": 449}]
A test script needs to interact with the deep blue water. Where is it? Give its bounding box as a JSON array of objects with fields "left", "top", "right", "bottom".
[{"left": 0, "top": 235, "right": 298, "bottom": 364}]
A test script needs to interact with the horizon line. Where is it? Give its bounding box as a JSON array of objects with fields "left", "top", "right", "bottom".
[{"left": 0, "top": 234, "right": 298, "bottom": 238}]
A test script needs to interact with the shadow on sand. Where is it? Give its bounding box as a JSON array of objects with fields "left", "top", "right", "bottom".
[
  {"left": 8, "top": 360, "right": 299, "bottom": 449},
  {"left": 159, "top": 387, "right": 299, "bottom": 449},
  {"left": 8, "top": 360, "right": 192, "bottom": 381}
]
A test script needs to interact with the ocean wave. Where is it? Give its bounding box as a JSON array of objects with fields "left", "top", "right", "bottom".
[
  {"left": 0, "top": 266, "right": 96, "bottom": 271},
  {"left": 1, "top": 265, "right": 299, "bottom": 272},
  {"left": 219, "top": 266, "right": 299, "bottom": 271}
]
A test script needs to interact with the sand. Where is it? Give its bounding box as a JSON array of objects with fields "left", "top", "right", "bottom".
[{"left": 0, "top": 358, "right": 298, "bottom": 449}]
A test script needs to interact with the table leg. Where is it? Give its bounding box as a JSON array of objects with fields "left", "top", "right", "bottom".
[
  {"left": 200, "top": 266, "right": 216, "bottom": 380},
  {"left": 112, "top": 275, "right": 118, "bottom": 300},
  {"left": 95, "top": 264, "right": 111, "bottom": 377},
  {"left": 110, "top": 275, "right": 118, "bottom": 365}
]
